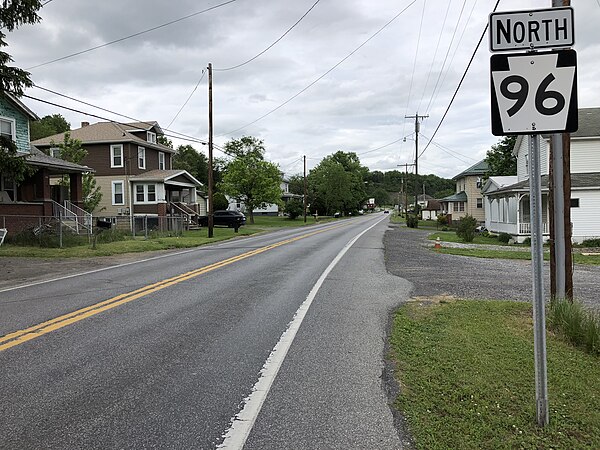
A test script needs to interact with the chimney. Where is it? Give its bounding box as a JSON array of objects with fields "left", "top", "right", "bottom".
[{"left": 81, "top": 121, "right": 89, "bottom": 127}]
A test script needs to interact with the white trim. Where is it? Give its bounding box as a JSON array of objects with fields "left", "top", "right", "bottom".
[
  {"left": 138, "top": 146, "right": 146, "bottom": 169},
  {"left": 0, "top": 116, "right": 18, "bottom": 150},
  {"left": 112, "top": 180, "right": 125, "bottom": 205},
  {"left": 111, "top": 144, "right": 124, "bottom": 168},
  {"left": 133, "top": 183, "right": 157, "bottom": 204},
  {"left": 158, "top": 151, "right": 165, "bottom": 170},
  {"left": 147, "top": 131, "right": 157, "bottom": 144}
]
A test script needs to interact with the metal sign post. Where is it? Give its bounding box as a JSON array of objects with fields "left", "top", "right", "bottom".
[{"left": 528, "top": 134, "right": 549, "bottom": 426}]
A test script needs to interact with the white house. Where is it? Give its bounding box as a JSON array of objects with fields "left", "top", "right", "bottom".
[
  {"left": 227, "top": 177, "right": 302, "bottom": 216},
  {"left": 482, "top": 107, "right": 600, "bottom": 243}
]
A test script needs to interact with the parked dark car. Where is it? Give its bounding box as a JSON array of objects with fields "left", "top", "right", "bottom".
[{"left": 198, "top": 210, "right": 246, "bottom": 229}]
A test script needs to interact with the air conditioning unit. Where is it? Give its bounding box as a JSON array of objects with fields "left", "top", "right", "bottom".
[{"left": 117, "top": 208, "right": 123, "bottom": 215}]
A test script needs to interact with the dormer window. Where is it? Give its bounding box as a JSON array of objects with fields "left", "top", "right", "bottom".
[
  {"left": 50, "top": 147, "right": 61, "bottom": 159},
  {"left": 147, "top": 131, "right": 156, "bottom": 144}
]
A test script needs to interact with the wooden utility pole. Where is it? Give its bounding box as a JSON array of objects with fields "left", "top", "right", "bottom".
[
  {"left": 549, "top": 0, "right": 573, "bottom": 301},
  {"left": 303, "top": 155, "right": 307, "bottom": 223},
  {"left": 207, "top": 63, "right": 214, "bottom": 238},
  {"left": 405, "top": 113, "right": 428, "bottom": 211}
]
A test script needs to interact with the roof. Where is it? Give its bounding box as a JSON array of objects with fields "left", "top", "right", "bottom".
[
  {"left": 26, "top": 146, "right": 93, "bottom": 174},
  {"left": 541, "top": 107, "right": 600, "bottom": 138},
  {"left": 2, "top": 92, "right": 39, "bottom": 120},
  {"left": 31, "top": 121, "right": 175, "bottom": 153},
  {"left": 481, "top": 175, "right": 518, "bottom": 194},
  {"left": 130, "top": 169, "right": 202, "bottom": 186},
  {"left": 124, "top": 121, "right": 164, "bottom": 135},
  {"left": 452, "top": 160, "right": 488, "bottom": 180},
  {"left": 490, "top": 172, "right": 600, "bottom": 195},
  {"left": 440, "top": 191, "right": 468, "bottom": 202},
  {"left": 422, "top": 199, "right": 441, "bottom": 210}
]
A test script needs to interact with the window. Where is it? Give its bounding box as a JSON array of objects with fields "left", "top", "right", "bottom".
[
  {"left": 112, "top": 181, "right": 124, "bottom": 205},
  {"left": 147, "top": 131, "right": 156, "bottom": 144},
  {"left": 0, "top": 117, "right": 19, "bottom": 151},
  {"left": 158, "top": 152, "right": 165, "bottom": 170},
  {"left": 138, "top": 146, "right": 146, "bottom": 169},
  {"left": 570, "top": 198, "right": 580, "bottom": 208},
  {"left": 1, "top": 173, "right": 16, "bottom": 201},
  {"left": 134, "top": 184, "right": 157, "bottom": 203},
  {"left": 50, "top": 147, "right": 61, "bottom": 159},
  {"left": 455, "top": 201, "right": 465, "bottom": 212},
  {"left": 111, "top": 144, "right": 123, "bottom": 168},
  {"left": 476, "top": 198, "right": 483, "bottom": 208}
]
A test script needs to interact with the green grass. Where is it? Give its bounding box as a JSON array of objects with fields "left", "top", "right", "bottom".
[
  {"left": 429, "top": 231, "right": 512, "bottom": 246},
  {"left": 434, "top": 247, "right": 600, "bottom": 265},
  {"left": 549, "top": 298, "right": 600, "bottom": 355},
  {"left": 0, "top": 227, "right": 257, "bottom": 258},
  {"left": 390, "top": 300, "right": 600, "bottom": 449},
  {"left": 390, "top": 213, "right": 440, "bottom": 229}
]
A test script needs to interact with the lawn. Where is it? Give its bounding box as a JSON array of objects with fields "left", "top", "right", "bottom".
[
  {"left": 434, "top": 247, "right": 600, "bottom": 266},
  {"left": 389, "top": 299, "right": 600, "bottom": 449},
  {"left": 429, "top": 230, "right": 513, "bottom": 246}
]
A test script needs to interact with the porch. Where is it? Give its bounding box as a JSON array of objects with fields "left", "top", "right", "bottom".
[{"left": 485, "top": 192, "right": 550, "bottom": 243}]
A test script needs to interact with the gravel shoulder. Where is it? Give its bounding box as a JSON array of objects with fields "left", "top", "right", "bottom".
[{"left": 383, "top": 223, "right": 600, "bottom": 310}]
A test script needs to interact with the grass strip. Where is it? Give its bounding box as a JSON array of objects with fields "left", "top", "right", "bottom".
[
  {"left": 433, "top": 247, "right": 600, "bottom": 265},
  {"left": 428, "top": 231, "right": 513, "bottom": 246},
  {"left": 389, "top": 299, "right": 600, "bottom": 449}
]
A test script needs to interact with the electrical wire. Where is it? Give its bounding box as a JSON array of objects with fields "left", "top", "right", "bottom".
[
  {"left": 418, "top": 0, "right": 501, "bottom": 159},
  {"left": 403, "top": 0, "right": 427, "bottom": 117},
  {"left": 166, "top": 70, "right": 206, "bottom": 129},
  {"left": 357, "top": 134, "right": 414, "bottom": 156},
  {"left": 420, "top": 133, "right": 477, "bottom": 162},
  {"left": 26, "top": 0, "right": 238, "bottom": 70},
  {"left": 214, "top": 0, "right": 321, "bottom": 71},
  {"left": 218, "top": 0, "right": 417, "bottom": 137}
]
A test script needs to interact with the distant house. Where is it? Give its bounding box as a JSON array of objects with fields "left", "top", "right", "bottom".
[
  {"left": 421, "top": 198, "right": 441, "bottom": 220},
  {"left": 228, "top": 176, "right": 302, "bottom": 216},
  {"left": 32, "top": 121, "right": 204, "bottom": 229},
  {"left": 1, "top": 93, "right": 91, "bottom": 233},
  {"left": 482, "top": 108, "right": 600, "bottom": 243},
  {"left": 440, "top": 160, "right": 488, "bottom": 224}
]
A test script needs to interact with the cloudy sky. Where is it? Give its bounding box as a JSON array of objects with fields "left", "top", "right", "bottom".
[{"left": 8, "top": 0, "right": 600, "bottom": 179}]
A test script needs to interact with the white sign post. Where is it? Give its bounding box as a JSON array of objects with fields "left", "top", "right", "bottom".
[{"left": 489, "top": 7, "right": 578, "bottom": 429}]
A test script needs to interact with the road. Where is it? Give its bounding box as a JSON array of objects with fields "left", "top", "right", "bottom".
[{"left": 0, "top": 214, "right": 410, "bottom": 449}]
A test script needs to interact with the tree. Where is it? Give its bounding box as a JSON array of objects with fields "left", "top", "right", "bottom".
[
  {"left": 220, "top": 136, "right": 282, "bottom": 224},
  {"left": 30, "top": 114, "right": 70, "bottom": 140},
  {"left": 284, "top": 199, "right": 303, "bottom": 220},
  {"left": 308, "top": 151, "right": 367, "bottom": 215},
  {"left": 287, "top": 174, "right": 305, "bottom": 196},
  {"left": 157, "top": 135, "right": 173, "bottom": 148},
  {"left": 0, "top": 0, "right": 42, "bottom": 96},
  {"left": 172, "top": 144, "right": 208, "bottom": 185},
  {"left": 456, "top": 214, "right": 477, "bottom": 243},
  {"left": 0, "top": 1, "right": 42, "bottom": 185},
  {"left": 53, "top": 132, "right": 102, "bottom": 213},
  {"left": 485, "top": 136, "right": 517, "bottom": 177}
]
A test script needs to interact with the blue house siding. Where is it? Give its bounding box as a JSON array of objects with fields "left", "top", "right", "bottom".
[{"left": 0, "top": 96, "right": 31, "bottom": 153}]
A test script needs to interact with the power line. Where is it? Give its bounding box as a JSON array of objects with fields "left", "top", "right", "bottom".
[
  {"left": 214, "top": 0, "right": 321, "bottom": 71},
  {"left": 166, "top": 70, "right": 206, "bottom": 129},
  {"left": 418, "top": 0, "right": 501, "bottom": 159},
  {"left": 420, "top": 133, "right": 477, "bottom": 162},
  {"left": 403, "top": 0, "right": 427, "bottom": 116},
  {"left": 26, "top": 0, "right": 238, "bottom": 70},
  {"left": 218, "top": 0, "right": 417, "bottom": 137}
]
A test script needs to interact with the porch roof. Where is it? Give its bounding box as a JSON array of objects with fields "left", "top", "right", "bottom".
[
  {"left": 130, "top": 169, "right": 202, "bottom": 187},
  {"left": 440, "top": 191, "right": 467, "bottom": 202},
  {"left": 26, "top": 146, "right": 94, "bottom": 174},
  {"left": 491, "top": 172, "right": 600, "bottom": 195}
]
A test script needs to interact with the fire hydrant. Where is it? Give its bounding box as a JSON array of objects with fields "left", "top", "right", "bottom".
[{"left": 434, "top": 237, "right": 441, "bottom": 249}]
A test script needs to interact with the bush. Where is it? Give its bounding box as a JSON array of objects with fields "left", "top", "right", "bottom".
[
  {"left": 581, "top": 238, "right": 600, "bottom": 248},
  {"left": 456, "top": 214, "right": 477, "bottom": 243},
  {"left": 548, "top": 298, "right": 600, "bottom": 356},
  {"left": 437, "top": 214, "right": 448, "bottom": 226},
  {"left": 522, "top": 237, "right": 531, "bottom": 246},
  {"left": 406, "top": 215, "right": 419, "bottom": 228},
  {"left": 213, "top": 192, "right": 229, "bottom": 211},
  {"left": 284, "top": 199, "right": 304, "bottom": 220},
  {"left": 498, "top": 232, "right": 512, "bottom": 243}
]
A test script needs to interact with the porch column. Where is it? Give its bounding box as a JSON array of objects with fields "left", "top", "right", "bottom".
[
  {"left": 38, "top": 168, "right": 53, "bottom": 217},
  {"left": 69, "top": 173, "right": 84, "bottom": 208}
]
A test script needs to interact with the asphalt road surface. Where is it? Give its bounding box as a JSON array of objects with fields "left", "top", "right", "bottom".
[{"left": 0, "top": 215, "right": 410, "bottom": 449}]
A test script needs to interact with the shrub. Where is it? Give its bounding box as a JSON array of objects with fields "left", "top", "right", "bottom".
[
  {"left": 498, "top": 232, "right": 512, "bottom": 243},
  {"left": 456, "top": 214, "right": 477, "bottom": 242},
  {"left": 548, "top": 298, "right": 600, "bottom": 356},
  {"left": 406, "top": 215, "right": 419, "bottom": 228},
  {"left": 284, "top": 199, "right": 304, "bottom": 220},
  {"left": 522, "top": 237, "right": 531, "bottom": 246},
  {"left": 581, "top": 238, "right": 600, "bottom": 248},
  {"left": 437, "top": 214, "right": 448, "bottom": 226},
  {"left": 212, "top": 192, "right": 229, "bottom": 211}
]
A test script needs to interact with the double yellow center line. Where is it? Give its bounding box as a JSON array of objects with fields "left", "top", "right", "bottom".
[{"left": 0, "top": 225, "right": 343, "bottom": 352}]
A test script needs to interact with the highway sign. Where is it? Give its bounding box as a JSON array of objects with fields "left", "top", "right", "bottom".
[
  {"left": 490, "top": 50, "right": 577, "bottom": 136},
  {"left": 489, "top": 7, "right": 574, "bottom": 52}
]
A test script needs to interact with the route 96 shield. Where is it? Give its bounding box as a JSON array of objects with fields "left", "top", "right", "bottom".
[{"left": 490, "top": 50, "right": 578, "bottom": 136}]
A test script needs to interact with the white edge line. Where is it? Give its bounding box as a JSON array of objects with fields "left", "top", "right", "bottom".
[{"left": 217, "top": 216, "right": 386, "bottom": 450}]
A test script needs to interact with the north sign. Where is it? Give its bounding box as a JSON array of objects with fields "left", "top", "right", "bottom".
[
  {"left": 489, "top": 7, "right": 574, "bottom": 52},
  {"left": 490, "top": 50, "right": 577, "bottom": 136}
]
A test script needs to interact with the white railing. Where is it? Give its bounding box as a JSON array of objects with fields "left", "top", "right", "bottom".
[
  {"left": 64, "top": 200, "right": 92, "bottom": 234},
  {"left": 519, "top": 222, "right": 549, "bottom": 235},
  {"left": 52, "top": 200, "right": 79, "bottom": 233}
]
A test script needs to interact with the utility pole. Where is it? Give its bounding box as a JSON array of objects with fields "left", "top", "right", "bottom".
[
  {"left": 303, "top": 155, "right": 307, "bottom": 223},
  {"left": 405, "top": 113, "right": 428, "bottom": 212},
  {"left": 549, "top": 0, "right": 573, "bottom": 301},
  {"left": 207, "top": 63, "right": 214, "bottom": 238},
  {"left": 397, "top": 162, "right": 415, "bottom": 216}
]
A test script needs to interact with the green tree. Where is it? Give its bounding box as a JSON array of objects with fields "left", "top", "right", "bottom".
[
  {"left": 308, "top": 151, "right": 367, "bottom": 215},
  {"left": 287, "top": 174, "right": 305, "bottom": 196},
  {"left": 485, "top": 136, "right": 517, "bottom": 177},
  {"left": 220, "top": 136, "right": 282, "bottom": 224},
  {"left": 0, "top": 1, "right": 42, "bottom": 185},
  {"left": 212, "top": 192, "right": 229, "bottom": 211},
  {"left": 30, "top": 114, "right": 70, "bottom": 140},
  {"left": 1, "top": 0, "right": 41, "bottom": 96},
  {"left": 456, "top": 214, "right": 477, "bottom": 243},
  {"left": 157, "top": 135, "right": 173, "bottom": 148},
  {"left": 53, "top": 132, "right": 102, "bottom": 213},
  {"left": 284, "top": 199, "right": 304, "bottom": 220},
  {"left": 172, "top": 144, "right": 208, "bottom": 185}
]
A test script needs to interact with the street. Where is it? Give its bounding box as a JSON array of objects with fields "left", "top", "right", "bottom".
[{"left": 0, "top": 215, "right": 409, "bottom": 449}]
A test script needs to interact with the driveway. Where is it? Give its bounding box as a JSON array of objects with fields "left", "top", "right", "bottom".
[{"left": 383, "top": 223, "right": 600, "bottom": 310}]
